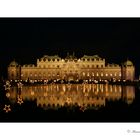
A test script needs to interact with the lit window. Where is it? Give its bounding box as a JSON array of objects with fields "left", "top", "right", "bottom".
[
  {"left": 106, "top": 73, "right": 108, "bottom": 76},
  {"left": 96, "top": 73, "right": 99, "bottom": 76},
  {"left": 83, "top": 72, "right": 85, "bottom": 76},
  {"left": 110, "top": 73, "right": 112, "bottom": 76},
  {"left": 119, "top": 73, "right": 121, "bottom": 77},
  {"left": 101, "top": 73, "right": 103, "bottom": 76},
  {"left": 87, "top": 73, "right": 90, "bottom": 76},
  {"left": 114, "top": 73, "right": 117, "bottom": 76},
  {"left": 92, "top": 73, "right": 94, "bottom": 76}
]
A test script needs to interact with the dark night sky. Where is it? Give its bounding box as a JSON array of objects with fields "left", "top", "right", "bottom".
[{"left": 0, "top": 18, "right": 140, "bottom": 78}]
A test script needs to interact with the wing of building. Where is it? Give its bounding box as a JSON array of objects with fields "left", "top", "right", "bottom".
[{"left": 8, "top": 54, "right": 135, "bottom": 81}]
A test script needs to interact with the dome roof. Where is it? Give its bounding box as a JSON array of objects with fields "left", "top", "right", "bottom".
[
  {"left": 9, "top": 61, "right": 18, "bottom": 67},
  {"left": 124, "top": 60, "right": 133, "bottom": 66}
]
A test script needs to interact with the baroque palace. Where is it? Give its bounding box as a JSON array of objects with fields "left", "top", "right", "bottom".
[{"left": 8, "top": 54, "right": 135, "bottom": 81}]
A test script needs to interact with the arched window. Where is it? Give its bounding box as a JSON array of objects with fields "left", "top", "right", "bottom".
[
  {"left": 106, "top": 73, "right": 108, "bottom": 76},
  {"left": 83, "top": 72, "right": 85, "bottom": 76}
]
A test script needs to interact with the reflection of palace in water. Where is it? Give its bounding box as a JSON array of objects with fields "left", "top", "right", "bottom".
[
  {"left": 8, "top": 54, "right": 135, "bottom": 81},
  {"left": 8, "top": 84, "right": 135, "bottom": 110}
]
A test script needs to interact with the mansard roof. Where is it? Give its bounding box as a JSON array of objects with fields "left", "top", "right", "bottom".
[
  {"left": 124, "top": 60, "right": 133, "bottom": 66},
  {"left": 9, "top": 61, "right": 18, "bottom": 67},
  {"left": 42, "top": 55, "right": 61, "bottom": 59},
  {"left": 81, "top": 55, "right": 102, "bottom": 59},
  {"left": 40, "top": 55, "right": 61, "bottom": 61}
]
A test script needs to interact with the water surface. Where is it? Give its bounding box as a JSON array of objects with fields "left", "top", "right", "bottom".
[{"left": 0, "top": 84, "right": 139, "bottom": 122}]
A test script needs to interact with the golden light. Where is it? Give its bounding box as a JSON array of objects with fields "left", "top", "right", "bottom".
[
  {"left": 3, "top": 105, "right": 11, "bottom": 113},
  {"left": 66, "top": 97, "right": 72, "bottom": 104},
  {"left": 17, "top": 98, "right": 24, "bottom": 105},
  {"left": 6, "top": 92, "right": 10, "bottom": 98}
]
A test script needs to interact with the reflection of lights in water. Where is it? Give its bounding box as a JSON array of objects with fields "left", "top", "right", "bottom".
[
  {"left": 6, "top": 92, "right": 10, "bottom": 98},
  {"left": 7, "top": 84, "right": 135, "bottom": 110},
  {"left": 3, "top": 105, "right": 11, "bottom": 113},
  {"left": 114, "top": 85, "right": 117, "bottom": 93},
  {"left": 119, "top": 86, "right": 122, "bottom": 92},
  {"left": 106, "top": 92, "right": 109, "bottom": 96},
  {"left": 66, "top": 97, "right": 72, "bottom": 104},
  {"left": 60, "top": 91, "right": 64, "bottom": 95},
  {"left": 17, "top": 98, "right": 24, "bottom": 105},
  {"left": 62, "top": 85, "right": 66, "bottom": 92},
  {"left": 44, "top": 93, "right": 47, "bottom": 97},
  {"left": 94, "top": 91, "right": 98, "bottom": 95},
  {"left": 84, "top": 93, "right": 88, "bottom": 97},
  {"left": 110, "top": 86, "right": 113, "bottom": 92},
  {"left": 80, "top": 105, "right": 87, "bottom": 112},
  {"left": 31, "top": 91, "right": 35, "bottom": 96}
]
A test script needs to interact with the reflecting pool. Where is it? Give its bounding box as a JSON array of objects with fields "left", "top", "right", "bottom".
[{"left": 0, "top": 84, "right": 139, "bottom": 122}]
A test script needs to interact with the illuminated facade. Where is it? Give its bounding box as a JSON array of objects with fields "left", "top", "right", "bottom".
[{"left": 8, "top": 54, "right": 135, "bottom": 81}]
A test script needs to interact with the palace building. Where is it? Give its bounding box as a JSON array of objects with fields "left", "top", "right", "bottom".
[{"left": 8, "top": 54, "right": 135, "bottom": 81}]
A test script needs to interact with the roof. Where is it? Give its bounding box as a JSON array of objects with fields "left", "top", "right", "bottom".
[
  {"left": 81, "top": 55, "right": 102, "bottom": 59},
  {"left": 9, "top": 61, "right": 18, "bottom": 67},
  {"left": 42, "top": 55, "right": 61, "bottom": 59},
  {"left": 124, "top": 60, "right": 133, "bottom": 66}
]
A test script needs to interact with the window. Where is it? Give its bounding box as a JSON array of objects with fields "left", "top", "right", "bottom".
[
  {"left": 83, "top": 72, "right": 85, "bottom": 76},
  {"left": 97, "top": 65, "right": 99, "bottom": 68},
  {"left": 106, "top": 73, "right": 108, "bottom": 76},
  {"left": 101, "top": 73, "right": 103, "bottom": 76}
]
